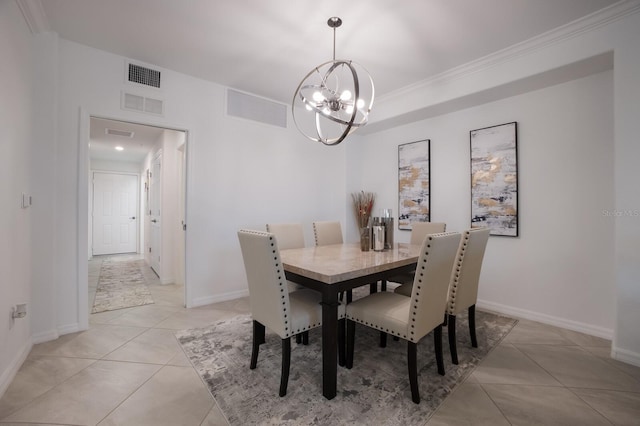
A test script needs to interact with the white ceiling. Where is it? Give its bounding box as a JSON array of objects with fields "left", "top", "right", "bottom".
[
  {"left": 39, "top": 0, "right": 618, "bottom": 105},
  {"left": 89, "top": 117, "right": 164, "bottom": 163},
  {"left": 36, "top": 0, "right": 619, "bottom": 161}
]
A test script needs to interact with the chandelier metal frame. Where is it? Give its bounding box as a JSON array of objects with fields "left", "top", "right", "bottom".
[{"left": 292, "top": 17, "right": 375, "bottom": 146}]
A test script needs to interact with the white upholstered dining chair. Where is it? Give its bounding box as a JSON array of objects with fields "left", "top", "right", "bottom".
[
  {"left": 345, "top": 232, "right": 461, "bottom": 404},
  {"left": 391, "top": 222, "right": 447, "bottom": 293},
  {"left": 265, "top": 223, "right": 305, "bottom": 250},
  {"left": 265, "top": 222, "right": 308, "bottom": 344},
  {"left": 312, "top": 221, "right": 343, "bottom": 246},
  {"left": 237, "top": 229, "right": 345, "bottom": 397},
  {"left": 312, "top": 220, "right": 352, "bottom": 303},
  {"left": 266, "top": 223, "right": 306, "bottom": 291},
  {"left": 409, "top": 222, "right": 448, "bottom": 244},
  {"left": 446, "top": 227, "right": 490, "bottom": 365}
]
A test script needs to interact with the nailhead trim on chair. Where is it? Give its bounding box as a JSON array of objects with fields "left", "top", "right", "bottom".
[
  {"left": 269, "top": 235, "right": 294, "bottom": 337},
  {"left": 447, "top": 231, "right": 469, "bottom": 315},
  {"left": 404, "top": 235, "right": 434, "bottom": 342}
]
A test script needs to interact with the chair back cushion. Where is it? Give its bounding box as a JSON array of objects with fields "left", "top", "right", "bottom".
[
  {"left": 313, "top": 221, "right": 343, "bottom": 246},
  {"left": 409, "top": 232, "right": 461, "bottom": 342},
  {"left": 265, "top": 223, "right": 305, "bottom": 250},
  {"left": 237, "top": 229, "right": 291, "bottom": 338},
  {"left": 447, "top": 227, "right": 490, "bottom": 315},
  {"left": 409, "top": 222, "right": 447, "bottom": 245}
]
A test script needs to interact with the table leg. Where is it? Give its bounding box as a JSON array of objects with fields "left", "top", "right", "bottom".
[{"left": 320, "top": 290, "right": 339, "bottom": 400}]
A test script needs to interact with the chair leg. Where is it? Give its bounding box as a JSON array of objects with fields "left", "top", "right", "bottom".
[
  {"left": 251, "top": 320, "right": 265, "bottom": 369},
  {"left": 434, "top": 325, "right": 445, "bottom": 376},
  {"left": 338, "top": 319, "right": 346, "bottom": 367},
  {"left": 469, "top": 304, "right": 478, "bottom": 348},
  {"left": 448, "top": 314, "right": 458, "bottom": 365},
  {"left": 346, "top": 289, "right": 353, "bottom": 304},
  {"left": 279, "top": 337, "right": 291, "bottom": 397},
  {"left": 302, "top": 331, "right": 309, "bottom": 345},
  {"left": 346, "top": 320, "right": 356, "bottom": 369},
  {"left": 295, "top": 334, "right": 302, "bottom": 344},
  {"left": 381, "top": 280, "right": 387, "bottom": 292},
  {"left": 369, "top": 282, "right": 378, "bottom": 294},
  {"left": 408, "top": 341, "right": 420, "bottom": 404},
  {"left": 443, "top": 313, "right": 448, "bottom": 326},
  {"left": 379, "top": 331, "right": 387, "bottom": 348}
]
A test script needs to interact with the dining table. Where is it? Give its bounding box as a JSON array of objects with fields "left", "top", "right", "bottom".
[{"left": 279, "top": 242, "right": 422, "bottom": 400}]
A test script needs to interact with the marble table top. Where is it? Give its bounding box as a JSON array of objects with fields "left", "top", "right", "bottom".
[{"left": 280, "top": 243, "right": 422, "bottom": 284}]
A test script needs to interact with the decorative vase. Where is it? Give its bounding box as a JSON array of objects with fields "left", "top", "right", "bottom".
[{"left": 359, "top": 227, "right": 371, "bottom": 251}]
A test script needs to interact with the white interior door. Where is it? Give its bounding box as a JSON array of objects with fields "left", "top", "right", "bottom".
[
  {"left": 93, "top": 172, "right": 138, "bottom": 255},
  {"left": 149, "top": 152, "right": 162, "bottom": 275}
]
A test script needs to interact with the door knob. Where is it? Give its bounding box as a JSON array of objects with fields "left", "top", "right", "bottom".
[
  {"left": 151, "top": 219, "right": 158, "bottom": 223},
  {"left": 130, "top": 216, "right": 136, "bottom": 219}
]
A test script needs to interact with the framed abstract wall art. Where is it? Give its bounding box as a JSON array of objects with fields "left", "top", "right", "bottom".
[
  {"left": 398, "top": 139, "right": 430, "bottom": 230},
  {"left": 470, "top": 122, "right": 518, "bottom": 236}
]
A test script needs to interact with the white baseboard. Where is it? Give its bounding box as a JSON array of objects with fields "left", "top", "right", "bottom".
[
  {"left": 31, "top": 329, "right": 59, "bottom": 344},
  {"left": 32, "top": 321, "right": 84, "bottom": 345},
  {"left": 189, "top": 289, "right": 250, "bottom": 308},
  {"left": 477, "top": 299, "right": 614, "bottom": 340},
  {"left": 0, "top": 339, "right": 32, "bottom": 399},
  {"left": 611, "top": 346, "right": 640, "bottom": 367},
  {"left": 58, "top": 322, "right": 82, "bottom": 336}
]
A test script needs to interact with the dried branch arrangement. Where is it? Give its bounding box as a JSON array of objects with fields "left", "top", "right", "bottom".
[{"left": 352, "top": 191, "right": 375, "bottom": 229}]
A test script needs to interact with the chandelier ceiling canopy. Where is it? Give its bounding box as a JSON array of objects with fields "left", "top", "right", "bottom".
[{"left": 292, "top": 17, "right": 375, "bottom": 146}]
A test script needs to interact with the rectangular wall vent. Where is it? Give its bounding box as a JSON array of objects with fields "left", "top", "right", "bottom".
[
  {"left": 226, "top": 89, "right": 287, "bottom": 128},
  {"left": 128, "top": 63, "right": 161, "bottom": 88},
  {"left": 122, "top": 92, "right": 165, "bottom": 116},
  {"left": 105, "top": 128, "right": 134, "bottom": 138}
]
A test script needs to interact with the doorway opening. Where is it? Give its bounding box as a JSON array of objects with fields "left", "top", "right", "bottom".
[{"left": 88, "top": 116, "right": 188, "bottom": 316}]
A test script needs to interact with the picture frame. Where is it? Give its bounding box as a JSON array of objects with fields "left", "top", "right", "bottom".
[
  {"left": 470, "top": 122, "right": 518, "bottom": 236},
  {"left": 398, "top": 139, "right": 430, "bottom": 230}
]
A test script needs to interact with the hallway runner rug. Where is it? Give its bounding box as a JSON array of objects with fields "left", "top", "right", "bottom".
[
  {"left": 91, "top": 258, "right": 154, "bottom": 313},
  {"left": 177, "top": 309, "right": 517, "bottom": 426}
]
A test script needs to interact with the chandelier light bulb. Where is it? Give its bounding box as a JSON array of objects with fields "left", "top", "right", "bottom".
[
  {"left": 340, "top": 90, "right": 352, "bottom": 101},
  {"left": 312, "top": 91, "right": 325, "bottom": 103}
]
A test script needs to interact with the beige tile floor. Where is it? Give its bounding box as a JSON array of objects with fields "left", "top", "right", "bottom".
[{"left": 1, "top": 254, "right": 639, "bottom": 425}]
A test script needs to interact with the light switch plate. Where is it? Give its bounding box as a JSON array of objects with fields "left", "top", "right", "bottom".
[{"left": 22, "top": 193, "right": 31, "bottom": 208}]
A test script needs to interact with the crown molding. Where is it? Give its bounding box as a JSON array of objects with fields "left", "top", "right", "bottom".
[
  {"left": 16, "top": 0, "right": 50, "bottom": 34},
  {"left": 378, "top": 0, "right": 640, "bottom": 103}
]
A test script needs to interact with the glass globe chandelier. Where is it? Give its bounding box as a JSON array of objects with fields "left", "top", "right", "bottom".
[{"left": 292, "top": 17, "right": 375, "bottom": 146}]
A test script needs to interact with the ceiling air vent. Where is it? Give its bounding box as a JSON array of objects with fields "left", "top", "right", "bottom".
[
  {"left": 122, "top": 92, "right": 165, "bottom": 116},
  {"left": 128, "top": 63, "right": 161, "bottom": 88},
  {"left": 105, "top": 128, "right": 135, "bottom": 138},
  {"left": 226, "top": 89, "right": 287, "bottom": 128}
]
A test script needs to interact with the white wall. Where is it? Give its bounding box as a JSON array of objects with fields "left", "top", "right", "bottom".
[
  {"left": 351, "top": 5, "right": 640, "bottom": 364},
  {"left": 91, "top": 159, "right": 142, "bottom": 173},
  {"left": 0, "top": 0, "right": 35, "bottom": 396},
  {"left": 31, "top": 36, "right": 347, "bottom": 341},
  {"left": 158, "top": 129, "right": 183, "bottom": 284},
  {"left": 349, "top": 71, "right": 615, "bottom": 338},
  {"left": 612, "top": 12, "right": 640, "bottom": 365}
]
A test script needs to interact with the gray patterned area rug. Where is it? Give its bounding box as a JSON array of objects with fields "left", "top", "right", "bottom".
[
  {"left": 91, "top": 258, "right": 154, "bottom": 313},
  {"left": 177, "top": 308, "right": 517, "bottom": 425}
]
